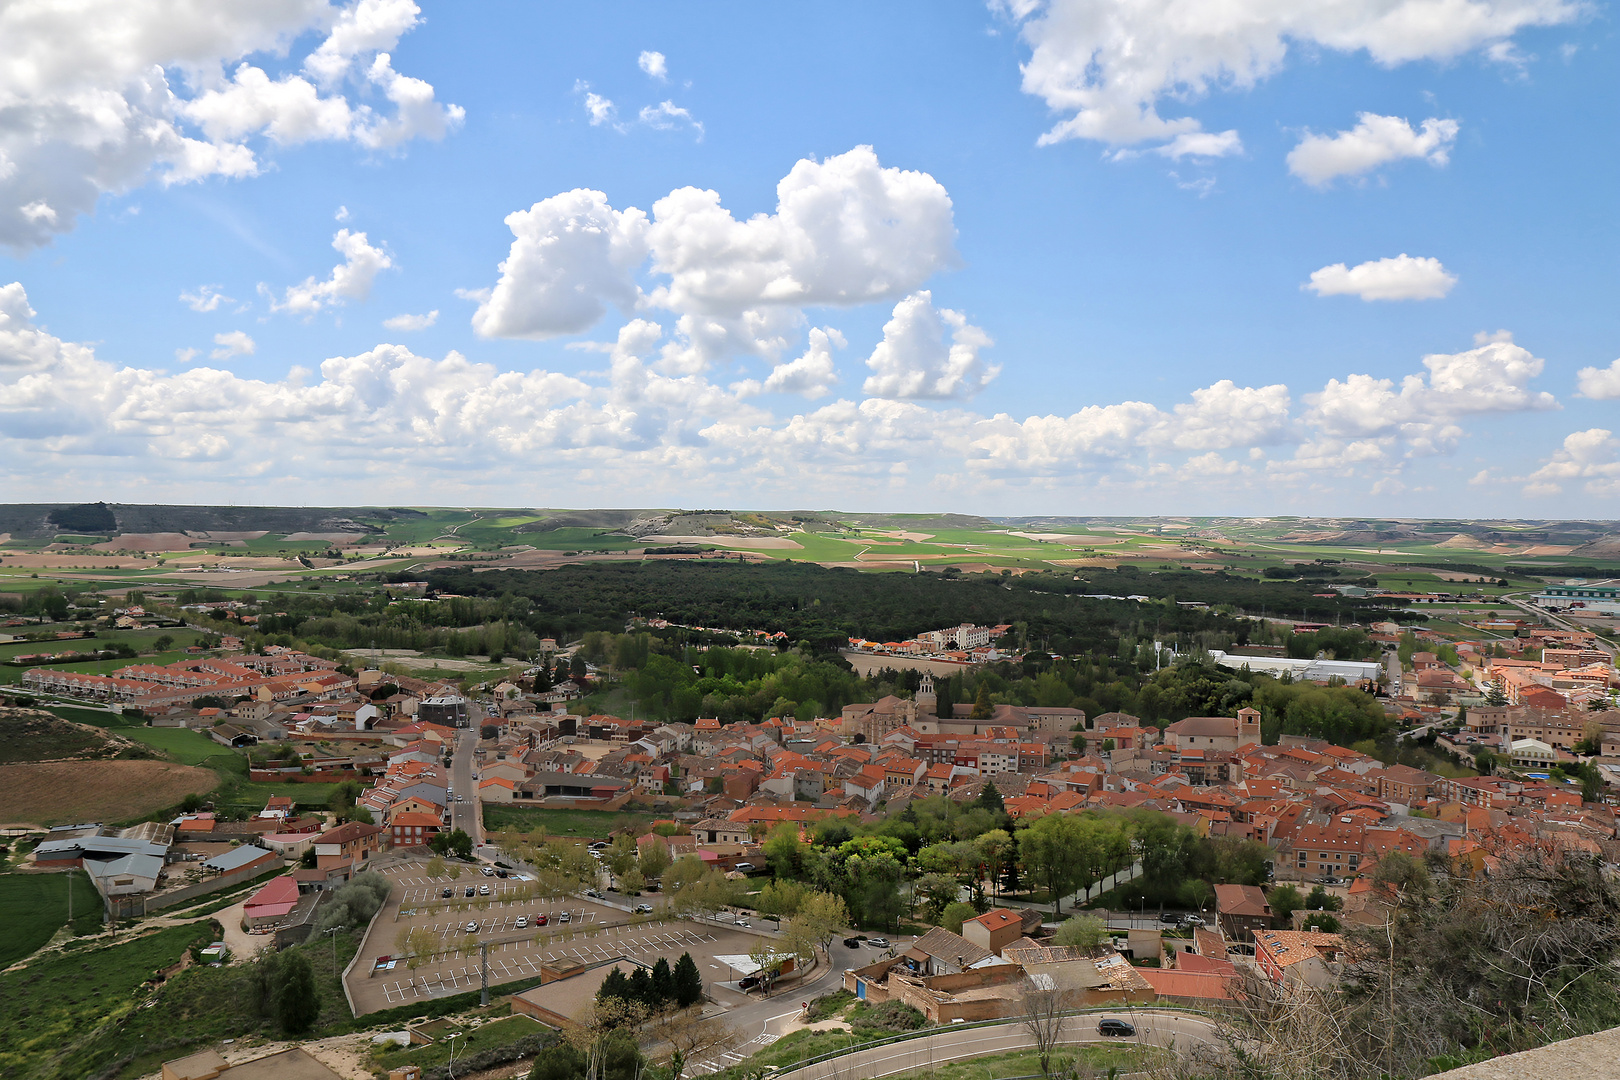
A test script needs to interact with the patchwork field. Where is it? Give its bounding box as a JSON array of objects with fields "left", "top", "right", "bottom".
[{"left": 0, "top": 760, "right": 216, "bottom": 828}]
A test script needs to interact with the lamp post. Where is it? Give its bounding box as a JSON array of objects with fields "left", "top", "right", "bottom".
[{"left": 323, "top": 925, "right": 341, "bottom": 969}]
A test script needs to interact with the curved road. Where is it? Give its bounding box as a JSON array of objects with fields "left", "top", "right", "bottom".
[{"left": 773, "top": 1011, "right": 1221, "bottom": 1080}]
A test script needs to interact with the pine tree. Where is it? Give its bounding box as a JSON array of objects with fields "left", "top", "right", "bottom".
[
  {"left": 970, "top": 683, "right": 992, "bottom": 720},
  {"left": 628, "top": 965, "right": 654, "bottom": 1004},
  {"left": 651, "top": 956, "right": 674, "bottom": 1005},
  {"left": 976, "top": 780, "right": 1005, "bottom": 816},
  {"left": 272, "top": 952, "right": 319, "bottom": 1034},
  {"left": 597, "top": 966, "right": 632, "bottom": 1005},
  {"left": 673, "top": 952, "right": 703, "bottom": 1007}
]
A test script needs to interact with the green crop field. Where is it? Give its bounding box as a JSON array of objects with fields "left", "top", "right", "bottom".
[
  {"left": 0, "top": 872, "right": 103, "bottom": 966},
  {"left": 119, "top": 727, "right": 230, "bottom": 766},
  {"left": 481, "top": 805, "right": 660, "bottom": 838}
]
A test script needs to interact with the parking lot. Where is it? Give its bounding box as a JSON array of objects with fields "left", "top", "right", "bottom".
[{"left": 348, "top": 859, "right": 780, "bottom": 1017}]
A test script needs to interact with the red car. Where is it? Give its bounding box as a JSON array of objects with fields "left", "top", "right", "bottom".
[{"left": 536, "top": 914, "right": 549, "bottom": 926}]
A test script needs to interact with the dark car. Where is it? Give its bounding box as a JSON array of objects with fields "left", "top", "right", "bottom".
[
  {"left": 464, "top": 886, "right": 476, "bottom": 897},
  {"left": 1097, "top": 1019, "right": 1136, "bottom": 1037},
  {"left": 843, "top": 937, "right": 861, "bottom": 948},
  {"left": 441, "top": 888, "right": 453, "bottom": 898},
  {"left": 738, "top": 975, "right": 761, "bottom": 990},
  {"left": 1159, "top": 912, "right": 1182, "bottom": 924},
  {"left": 496, "top": 869, "right": 508, "bottom": 878}
]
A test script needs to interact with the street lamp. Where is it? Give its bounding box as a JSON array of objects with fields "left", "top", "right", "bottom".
[{"left": 323, "top": 925, "right": 342, "bottom": 969}]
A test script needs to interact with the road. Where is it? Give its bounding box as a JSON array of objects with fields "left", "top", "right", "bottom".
[
  {"left": 448, "top": 726, "right": 482, "bottom": 848},
  {"left": 767, "top": 1011, "right": 1222, "bottom": 1080},
  {"left": 1502, "top": 595, "right": 1619, "bottom": 660}
]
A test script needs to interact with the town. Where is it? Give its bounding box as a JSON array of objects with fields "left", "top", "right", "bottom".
[{"left": 5, "top": 565, "right": 1620, "bottom": 1080}]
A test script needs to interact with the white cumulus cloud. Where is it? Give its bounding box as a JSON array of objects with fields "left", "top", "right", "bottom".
[
  {"left": 1524, "top": 429, "right": 1620, "bottom": 496},
  {"left": 732, "top": 328, "right": 844, "bottom": 399},
  {"left": 384, "top": 310, "right": 438, "bottom": 332},
  {"left": 993, "top": 0, "right": 1567, "bottom": 156},
  {"left": 1575, "top": 358, "right": 1620, "bottom": 400},
  {"left": 0, "top": 1, "right": 462, "bottom": 250},
  {"left": 473, "top": 146, "right": 958, "bottom": 367},
  {"left": 575, "top": 81, "right": 620, "bottom": 128},
  {"left": 1156, "top": 130, "right": 1243, "bottom": 160},
  {"left": 268, "top": 229, "right": 394, "bottom": 315},
  {"left": 862, "top": 292, "right": 998, "bottom": 401},
  {"left": 1287, "top": 114, "right": 1459, "bottom": 186},
  {"left": 210, "top": 331, "right": 256, "bottom": 360},
  {"left": 638, "top": 50, "right": 669, "bottom": 81},
  {"left": 1304, "top": 254, "right": 1457, "bottom": 301}
]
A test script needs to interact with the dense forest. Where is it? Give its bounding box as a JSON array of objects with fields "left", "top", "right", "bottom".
[{"left": 415, "top": 561, "right": 1418, "bottom": 649}]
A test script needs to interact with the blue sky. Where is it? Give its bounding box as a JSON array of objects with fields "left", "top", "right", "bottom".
[{"left": 0, "top": 0, "right": 1615, "bottom": 515}]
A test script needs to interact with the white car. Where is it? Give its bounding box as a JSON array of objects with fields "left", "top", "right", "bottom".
[
  {"left": 560, "top": 911, "right": 571, "bottom": 923},
  {"left": 464, "top": 921, "right": 478, "bottom": 932},
  {"left": 515, "top": 916, "right": 528, "bottom": 929},
  {"left": 479, "top": 884, "right": 491, "bottom": 895}
]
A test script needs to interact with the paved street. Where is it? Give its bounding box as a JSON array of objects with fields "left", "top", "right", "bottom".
[
  {"left": 769, "top": 1011, "right": 1222, "bottom": 1080},
  {"left": 448, "top": 727, "right": 482, "bottom": 847}
]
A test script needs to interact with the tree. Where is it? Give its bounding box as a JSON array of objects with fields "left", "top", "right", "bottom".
[
  {"left": 1485, "top": 683, "right": 1508, "bottom": 707},
  {"left": 793, "top": 891, "right": 850, "bottom": 960},
  {"left": 1018, "top": 812, "right": 1087, "bottom": 915},
  {"left": 673, "top": 951, "right": 704, "bottom": 1007},
  {"left": 1268, "top": 884, "right": 1304, "bottom": 928},
  {"left": 976, "top": 781, "right": 1006, "bottom": 817},
  {"left": 913, "top": 872, "right": 960, "bottom": 921},
  {"left": 1018, "top": 977, "right": 1071, "bottom": 1076},
  {"left": 762, "top": 822, "right": 808, "bottom": 879},
  {"left": 620, "top": 868, "right": 646, "bottom": 895},
  {"left": 1052, "top": 913, "right": 1107, "bottom": 951},
  {"left": 444, "top": 828, "right": 474, "bottom": 860},
  {"left": 977, "top": 829, "right": 1012, "bottom": 899},
  {"left": 481, "top": 723, "right": 499, "bottom": 740},
  {"left": 605, "top": 836, "right": 640, "bottom": 878},
  {"left": 640, "top": 839, "right": 672, "bottom": 881},
  {"left": 529, "top": 1041, "right": 587, "bottom": 1080},
  {"left": 970, "top": 683, "right": 993, "bottom": 720},
  {"left": 272, "top": 951, "right": 319, "bottom": 1034},
  {"left": 1071, "top": 731, "right": 1087, "bottom": 754},
  {"left": 651, "top": 956, "right": 674, "bottom": 1003},
  {"left": 940, "top": 901, "right": 976, "bottom": 934},
  {"left": 426, "top": 854, "right": 447, "bottom": 879}
]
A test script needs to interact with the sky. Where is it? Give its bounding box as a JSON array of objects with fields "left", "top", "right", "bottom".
[{"left": 0, "top": 0, "right": 1616, "bottom": 517}]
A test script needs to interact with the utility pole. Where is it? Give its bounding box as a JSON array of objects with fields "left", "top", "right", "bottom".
[{"left": 480, "top": 941, "right": 491, "bottom": 1006}]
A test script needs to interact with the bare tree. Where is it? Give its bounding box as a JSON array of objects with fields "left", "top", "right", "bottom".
[
  {"left": 648, "top": 1007, "right": 742, "bottom": 1080},
  {"left": 1019, "top": 977, "right": 1072, "bottom": 1076}
]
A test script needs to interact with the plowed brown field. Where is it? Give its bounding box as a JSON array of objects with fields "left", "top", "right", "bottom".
[{"left": 0, "top": 760, "right": 216, "bottom": 827}]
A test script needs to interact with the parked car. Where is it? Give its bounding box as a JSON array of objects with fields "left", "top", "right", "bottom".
[
  {"left": 479, "top": 884, "right": 491, "bottom": 896},
  {"left": 480, "top": 866, "right": 495, "bottom": 877},
  {"left": 465, "top": 886, "right": 476, "bottom": 897},
  {"left": 589, "top": 841, "right": 609, "bottom": 850},
  {"left": 843, "top": 937, "right": 861, "bottom": 948},
  {"left": 1159, "top": 912, "right": 1182, "bottom": 924},
  {"left": 734, "top": 917, "right": 751, "bottom": 927},
  {"left": 635, "top": 904, "right": 654, "bottom": 914},
  {"left": 464, "top": 921, "right": 479, "bottom": 933},
  {"left": 536, "top": 914, "right": 549, "bottom": 926},
  {"left": 738, "top": 975, "right": 761, "bottom": 990},
  {"left": 867, "top": 937, "right": 890, "bottom": 949},
  {"left": 1319, "top": 876, "right": 1349, "bottom": 886},
  {"left": 441, "top": 888, "right": 453, "bottom": 898},
  {"left": 1181, "top": 915, "right": 1206, "bottom": 927},
  {"left": 560, "top": 911, "right": 571, "bottom": 923},
  {"left": 515, "top": 916, "right": 528, "bottom": 929},
  {"left": 496, "top": 869, "right": 508, "bottom": 878},
  {"left": 735, "top": 862, "right": 757, "bottom": 873},
  {"left": 586, "top": 889, "right": 604, "bottom": 899},
  {"left": 1097, "top": 1019, "right": 1136, "bottom": 1037}
]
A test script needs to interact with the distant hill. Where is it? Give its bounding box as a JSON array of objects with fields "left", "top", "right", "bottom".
[{"left": 0, "top": 503, "right": 426, "bottom": 539}]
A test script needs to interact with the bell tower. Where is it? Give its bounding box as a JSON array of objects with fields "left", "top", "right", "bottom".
[
  {"left": 1237, "top": 707, "right": 1261, "bottom": 748},
  {"left": 916, "top": 673, "right": 937, "bottom": 719}
]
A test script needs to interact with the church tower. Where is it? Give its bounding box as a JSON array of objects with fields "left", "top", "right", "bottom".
[
  {"left": 1237, "top": 707, "right": 1261, "bottom": 748},
  {"left": 916, "top": 673, "right": 938, "bottom": 719}
]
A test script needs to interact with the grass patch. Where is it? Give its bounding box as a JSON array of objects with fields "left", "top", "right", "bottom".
[
  {"left": 119, "top": 726, "right": 228, "bottom": 766},
  {"left": 481, "top": 805, "right": 659, "bottom": 838},
  {"left": 0, "top": 871, "right": 103, "bottom": 966},
  {"left": 0, "top": 922, "right": 214, "bottom": 1080},
  {"left": 878, "top": 1043, "right": 1165, "bottom": 1080},
  {"left": 369, "top": 1014, "right": 547, "bottom": 1075}
]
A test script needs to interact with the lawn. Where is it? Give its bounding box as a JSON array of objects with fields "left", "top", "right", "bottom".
[
  {"left": 0, "top": 871, "right": 103, "bottom": 966},
  {"left": 481, "top": 805, "right": 660, "bottom": 838}
]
